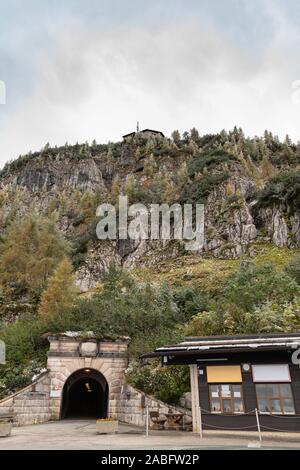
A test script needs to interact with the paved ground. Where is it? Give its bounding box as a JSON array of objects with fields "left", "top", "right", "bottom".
[{"left": 1, "top": 420, "right": 300, "bottom": 450}]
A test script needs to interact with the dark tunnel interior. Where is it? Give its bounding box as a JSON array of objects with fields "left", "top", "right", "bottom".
[{"left": 61, "top": 370, "right": 108, "bottom": 419}]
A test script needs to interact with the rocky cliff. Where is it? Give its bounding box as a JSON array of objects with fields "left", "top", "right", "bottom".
[{"left": 0, "top": 129, "right": 299, "bottom": 291}]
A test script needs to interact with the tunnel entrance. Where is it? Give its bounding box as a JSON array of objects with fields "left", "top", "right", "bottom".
[{"left": 61, "top": 369, "right": 109, "bottom": 419}]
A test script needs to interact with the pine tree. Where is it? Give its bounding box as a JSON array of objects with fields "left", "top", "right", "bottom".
[
  {"left": 107, "top": 146, "right": 114, "bottom": 175},
  {"left": 110, "top": 176, "right": 122, "bottom": 203},
  {"left": 145, "top": 138, "right": 155, "bottom": 156},
  {"left": 124, "top": 175, "right": 137, "bottom": 204},
  {"left": 135, "top": 147, "right": 141, "bottom": 161},
  {"left": 171, "top": 130, "right": 181, "bottom": 144},
  {"left": 176, "top": 162, "right": 189, "bottom": 187},
  {"left": 38, "top": 257, "right": 77, "bottom": 318},
  {"left": 144, "top": 154, "right": 157, "bottom": 178},
  {"left": 190, "top": 128, "right": 200, "bottom": 142}
]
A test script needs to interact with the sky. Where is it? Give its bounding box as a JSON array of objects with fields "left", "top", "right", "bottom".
[{"left": 0, "top": 0, "right": 300, "bottom": 167}]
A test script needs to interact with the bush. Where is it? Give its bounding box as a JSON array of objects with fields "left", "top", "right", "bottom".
[
  {"left": 285, "top": 256, "right": 300, "bottom": 285},
  {"left": 257, "top": 171, "right": 300, "bottom": 214},
  {"left": 223, "top": 262, "right": 298, "bottom": 312},
  {"left": 182, "top": 172, "right": 229, "bottom": 203},
  {"left": 188, "top": 150, "right": 236, "bottom": 177},
  {"left": 127, "top": 362, "right": 190, "bottom": 405}
]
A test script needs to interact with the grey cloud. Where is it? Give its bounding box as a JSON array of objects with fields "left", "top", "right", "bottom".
[{"left": 0, "top": 11, "right": 300, "bottom": 166}]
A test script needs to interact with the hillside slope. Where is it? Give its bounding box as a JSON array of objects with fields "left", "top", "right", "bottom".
[
  {"left": 0, "top": 128, "right": 299, "bottom": 291},
  {"left": 0, "top": 128, "right": 300, "bottom": 403}
]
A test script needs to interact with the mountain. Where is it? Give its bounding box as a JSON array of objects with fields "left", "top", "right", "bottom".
[
  {"left": 0, "top": 128, "right": 299, "bottom": 292},
  {"left": 0, "top": 127, "right": 300, "bottom": 402}
]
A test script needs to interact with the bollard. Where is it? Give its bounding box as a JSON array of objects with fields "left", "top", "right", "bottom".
[
  {"left": 146, "top": 405, "right": 149, "bottom": 437},
  {"left": 199, "top": 406, "right": 203, "bottom": 440}
]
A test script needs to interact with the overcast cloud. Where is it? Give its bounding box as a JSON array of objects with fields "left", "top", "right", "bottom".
[{"left": 0, "top": 0, "right": 300, "bottom": 167}]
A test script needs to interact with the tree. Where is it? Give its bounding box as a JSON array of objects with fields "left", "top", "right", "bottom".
[
  {"left": 124, "top": 175, "right": 137, "bottom": 204},
  {"left": 176, "top": 162, "right": 189, "bottom": 188},
  {"left": 106, "top": 146, "right": 114, "bottom": 175},
  {"left": 0, "top": 214, "right": 69, "bottom": 295},
  {"left": 185, "top": 297, "right": 300, "bottom": 337},
  {"left": 38, "top": 257, "right": 77, "bottom": 318},
  {"left": 190, "top": 128, "right": 200, "bottom": 142},
  {"left": 171, "top": 130, "right": 181, "bottom": 144},
  {"left": 284, "top": 134, "right": 292, "bottom": 147},
  {"left": 144, "top": 154, "right": 157, "bottom": 178},
  {"left": 110, "top": 176, "right": 122, "bottom": 203}
]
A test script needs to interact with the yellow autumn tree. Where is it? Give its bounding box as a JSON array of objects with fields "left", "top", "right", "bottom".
[
  {"left": 38, "top": 257, "right": 77, "bottom": 318},
  {"left": 0, "top": 213, "right": 69, "bottom": 294}
]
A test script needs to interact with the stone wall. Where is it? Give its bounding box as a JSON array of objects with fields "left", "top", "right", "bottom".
[
  {"left": 118, "top": 384, "right": 192, "bottom": 429},
  {"left": 0, "top": 373, "right": 51, "bottom": 426},
  {"left": 0, "top": 376, "right": 191, "bottom": 429},
  {"left": 0, "top": 335, "right": 192, "bottom": 429}
]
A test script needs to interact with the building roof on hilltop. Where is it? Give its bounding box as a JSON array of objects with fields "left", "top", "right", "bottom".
[{"left": 123, "top": 129, "right": 165, "bottom": 139}]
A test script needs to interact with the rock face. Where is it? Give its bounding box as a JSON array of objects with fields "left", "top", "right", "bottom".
[
  {"left": 7, "top": 156, "right": 106, "bottom": 193},
  {"left": 0, "top": 139, "right": 299, "bottom": 291}
]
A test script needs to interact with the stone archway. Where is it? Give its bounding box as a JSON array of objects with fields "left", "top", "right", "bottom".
[
  {"left": 61, "top": 369, "right": 109, "bottom": 419},
  {"left": 47, "top": 334, "right": 130, "bottom": 421}
]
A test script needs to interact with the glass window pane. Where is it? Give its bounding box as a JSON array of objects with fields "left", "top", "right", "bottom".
[
  {"left": 221, "top": 385, "right": 231, "bottom": 398},
  {"left": 256, "top": 384, "right": 267, "bottom": 397},
  {"left": 282, "top": 399, "right": 295, "bottom": 415},
  {"left": 232, "top": 385, "right": 241, "bottom": 397},
  {"left": 234, "top": 398, "right": 244, "bottom": 413},
  {"left": 211, "top": 399, "right": 221, "bottom": 413},
  {"left": 258, "top": 398, "right": 270, "bottom": 413},
  {"left": 223, "top": 400, "right": 232, "bottom": 413},
  {"left": 271, "top": 400, "right": 282, "bottom": 413},
  {"left": 267, "top": 384, "right": 279, "bottom": 397},
  {"left": 210, "top": 385, "right": 219, "bottom": 397},
  {"left": 279, "top": 384, "right": 292, "bottom": 398}
]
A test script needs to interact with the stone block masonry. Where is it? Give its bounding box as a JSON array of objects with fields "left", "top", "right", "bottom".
[{"left": 0, "top": 334, "right": 191, "bottom": 428}]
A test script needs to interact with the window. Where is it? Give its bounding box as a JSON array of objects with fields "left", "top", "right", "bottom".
[
  {"left": 256, "top": 383, "right": 295, "bottom": 415},
  {"left": 209, "top": 384, "right": 244, "bottom": 414}
]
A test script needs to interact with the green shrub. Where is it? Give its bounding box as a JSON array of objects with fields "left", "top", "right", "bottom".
[
  {"left": 285, "top": 256, "right": 300, "bottom": 285},
  {"left": 188, "top": 150, "right": 236, "bottom": 177},
  {"left": 257, "top": 171, "right": 300, "bottom": 214},
  {"left": 182, "top": 172, "right": 229, "bottom": 203},
  {"left": 127, "top": 362, "right": 190, "bottom": 405},
  {"left": 223, "top": 262, "right": 298, "bottom": 312}
]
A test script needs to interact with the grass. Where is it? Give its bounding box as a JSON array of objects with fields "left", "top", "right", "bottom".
[{"left": 132, "top": 245, "right": 300, "bottom": 291}]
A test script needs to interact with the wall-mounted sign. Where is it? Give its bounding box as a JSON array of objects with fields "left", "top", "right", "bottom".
[
  {"left": 50, "top": 390, "right": 62, "bottom": 398},
  {"left": 252, "top": 364, "right": 291, "bottom": 383},
  {"left": 79, "top": 341, "right": 98, "bottom": 357}
]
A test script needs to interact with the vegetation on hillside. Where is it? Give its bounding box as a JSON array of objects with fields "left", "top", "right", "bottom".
[{"left": 0, "top": 127, "right": 300, "bottom": 404}]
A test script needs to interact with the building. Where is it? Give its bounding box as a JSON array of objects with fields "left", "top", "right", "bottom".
[
  {"left": 123, "top": 129, "right": 165, "bottom": 141},
  {"left": 143, "top": 333, "right": 300, "bottom": 433}
]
